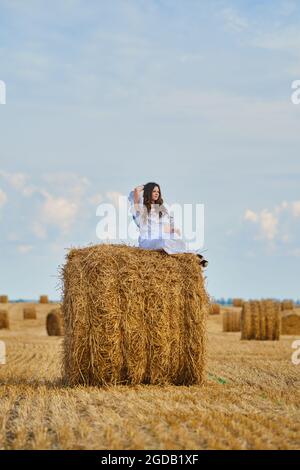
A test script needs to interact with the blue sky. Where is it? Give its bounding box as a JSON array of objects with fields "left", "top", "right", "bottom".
[{"left": 0, "top": 0, "right": 299, "bottom": 300}]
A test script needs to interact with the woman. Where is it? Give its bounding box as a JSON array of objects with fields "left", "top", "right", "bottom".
[{"left": 128, "top": 182, "right": 208, "bottom": 267}]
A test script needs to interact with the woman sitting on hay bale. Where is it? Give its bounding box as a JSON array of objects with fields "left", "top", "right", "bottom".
[{"left": 128, "top": 182, "right": 208, "bottom": 268}]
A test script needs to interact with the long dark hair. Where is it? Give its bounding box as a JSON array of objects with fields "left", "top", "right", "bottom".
[{"left": 142, "top": 182, "right": 168, "bottom": 220}]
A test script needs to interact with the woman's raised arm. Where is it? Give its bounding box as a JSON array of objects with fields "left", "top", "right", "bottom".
[{"left": 133, "top": 185, "right": 144, "bottom": 204}]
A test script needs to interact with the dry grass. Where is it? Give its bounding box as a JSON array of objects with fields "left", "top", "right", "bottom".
[
  {"left": 62, "top": 244, "right": 209, "bottom": 386},
  {"left": 223, "top": 309, "right": 241, "bottom": 332},
  {"left": 39, "top": 296, "right": 49, "bottom": 304},
  {"left": 46, "top": 309, "right": 64, "bottom": 336},
  {"left": 0, "top": 310, "right": 9, "bottom": 329},
  {"left": 210, "top": 303, "right": 220, "bottom": 315},
  {"left": 0, "top": 295, "right": 9, "bottom": 304},
  {"left": 0, "top": 303, "right": 299, "bottom": 450},
  {"left": 241, "top": 300, "right": 281, "bottom": 340}
]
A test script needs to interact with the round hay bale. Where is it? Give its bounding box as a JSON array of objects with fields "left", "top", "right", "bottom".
[
  {"left": 0, "top": 295, "right": 8, "bottom": 303},
  {"left": 281, "top": 310, "right": 300, "bottom": 335},
  {"left": 62, "top": 243, "right": 210, "bottom": 387},
  {"left": 0, "top": 309, "right": 9, "bottom": 329},
  {"left": 241, "top": 300, "right": 280, "bottom": 340},
  {"left": 46, "top": 309, "right": 64, "bottom": 336},
  {"left": 39, "top": 295, "right": 49, "bottom": 304},
  {"left": 23, "top": 306, "right": 37, "bottom": 320},
  {"left": 210, "top": 303, "right": 220, "bottom": 315},
  {"left": 232, "top": 298, "right": 243, "bottom": 307},
  {"left": 223, "top": 309, "right": 241, "bottom": 332},
  {"left": 281, "top": 300, "right": 294, "bottom": 311},
  {"left": 241, "top": 301, "right": 252, "bottom": 339}
]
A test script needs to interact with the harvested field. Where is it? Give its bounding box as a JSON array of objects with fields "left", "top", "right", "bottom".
[{"left": 0, "top": 303, "right": 299, "bottom": 450}]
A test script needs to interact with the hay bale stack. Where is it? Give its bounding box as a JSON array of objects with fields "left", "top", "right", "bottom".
[
  {"left": 210, "top": 303, "right": 220, "bottom": 315},
  {"left": 223, "top": 309, "right": 241, "bottom": 332},
  {"left": 241, "top": 300, "right": 280, "bottom": 340},
  {"left": 39, "top": 295, "right": 49, "bottom": 304},
  {"left": 0, "top": 310, "right": 9, "bottom": 329},
  {"left": 62, "top": 243, "right": 209, "bottom": 386},
  {"left": 0, "top": 295, "right": 8, "bottom": 303},
  {"left": 23, "top": 306, "right": 37, "bottom": 320},
  {"left": 232, "top": 298, "right": 243, "bottom": 307},
  {"left": 281, "top": 300, "right": 294, "bottom": 311},
  {"left": 281, "top": 310, "right": 300, "bottom": 335},
  {"left": 46, "top": 309, "right": 64, "bottom": 336}
]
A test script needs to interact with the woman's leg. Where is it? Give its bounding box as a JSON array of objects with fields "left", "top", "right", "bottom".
[{"left": 138, "top": 237, "right": 208, "bottom": 267}]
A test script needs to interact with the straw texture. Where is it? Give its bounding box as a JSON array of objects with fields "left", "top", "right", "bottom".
[
  {"left": 61, "top": 243, "right": 210, "bottom": 386},
  {"left": 241, "top": 300, "right": 280, "bottom": 340}
]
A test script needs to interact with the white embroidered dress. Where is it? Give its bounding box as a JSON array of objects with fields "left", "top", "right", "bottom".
[{"left": 128, "top": 190, "right": 197, "bottom": 255}]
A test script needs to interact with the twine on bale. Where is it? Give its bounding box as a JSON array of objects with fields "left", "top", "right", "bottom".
[
  {"left": 61, "top": 243, "right": 210, "bottom": 387},
  {"left": 241, "top": 300, "right": 280, "bottom": 340},
  {"left": 223, "top": 309, "right": 241, "bottom": 332},
  {"left": 0, "top": 310, "right": 9, "bottom": 329},
  {"left": 46, "top": 309, "right": 64, "bottom": 336},
  {"left": 23, "top": 306, "right": 37, "bottom": 320}
]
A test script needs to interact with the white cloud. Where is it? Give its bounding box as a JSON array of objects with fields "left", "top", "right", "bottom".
[
  {"left": 259, "top": 209, "right": 278, "bottom": 240},
  {"left": 244, "top": 200, "right": 300, "bottom": 248},
  {"left": 32, "top": 221, "right": 47, "bottom": 239},
  {"left": 0, "top": 170, "right": 38, "bottom": 196},
  {"left": 144, "top": 90, "right": 300, "bottom": 144},
  {"left": 251, "top": 27, "right": 300, "bottom": 54},
  {"left": 274, "top": 200, "right": 289, "bottom": 214},
  {"left": 244, "top": 209, "right": 258, "bottom": 223},
  {"left": 292, "top": 201, "right": 300, "bottom": 217},
  {"left": 39, "top": 193, "right": 79, "bottom": 234},
  {"left": 0, "top": 170, "right": 123, "bottom": 238},
  {"left": 105, "top": 191, "right": 124, "bottom": 208},
  {"left": 88, "top": 193, "right": 103, "bottom": 205},
  {"left": 278, "top": 1, "right": 297, "bottom": 17},
  {"left": 281, "top": 233, "right": 290, "bottom": 243},
  {"left": 0, "top": 170, "right": 28, "bottom": 190},
  {"left": 17, "top": 244, "right": 33, "bottom": 254},
  {"left": 0, "top": 170, "right": 91, "bottom": 201},
  {"left": 7, "top": 232, "right": 20, "bottom": 241},
  {"left": 0, "top": 188, "right": 7, "bottom": 208},
  {"left": 22, "top": 185, "right": 38, "bottom": 197},
  {"left": 289, "top": 248, "right": 300, "bottom": 257},
  {"left": 42, "top": 173, "right": 90, "bottom": 199},
  {"left": 221, "top": 7, "right": 248, "bottom": 33}
]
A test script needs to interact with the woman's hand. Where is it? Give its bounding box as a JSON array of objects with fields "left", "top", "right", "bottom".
[
  {"left": 163, "top": 225, "right": 181, "bottom": 236},
  {"left": 134, "top": 185, "right": 144, "bottom": 205},
  {"left": 173, "top": 227, "right": 181, "bottom": 236}
]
